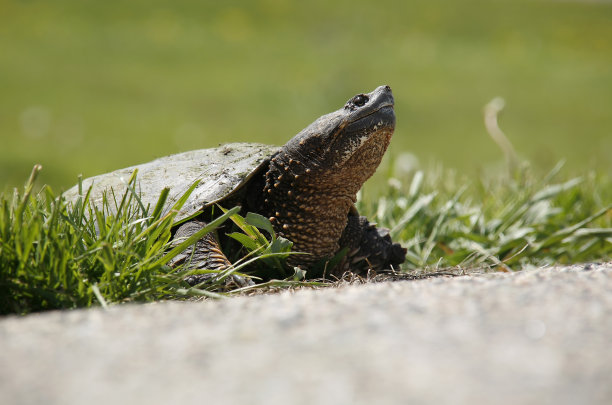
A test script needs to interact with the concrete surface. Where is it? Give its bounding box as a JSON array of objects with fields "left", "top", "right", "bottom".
[{"left": 1, "top": 263, "right": 611, "bottom": 405}]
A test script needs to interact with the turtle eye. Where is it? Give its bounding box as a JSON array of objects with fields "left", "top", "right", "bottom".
[{"left": 352, "top": 94, "right": 369, "bottom": 107}]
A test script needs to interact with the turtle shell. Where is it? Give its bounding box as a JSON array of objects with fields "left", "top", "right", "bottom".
[{"left": 63, "top": 143, "right": 280, "bottom": 223}]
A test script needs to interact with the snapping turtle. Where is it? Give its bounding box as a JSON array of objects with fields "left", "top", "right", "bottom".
[{"left": 64, "top": 85, "right": 406, "bottom": 283}]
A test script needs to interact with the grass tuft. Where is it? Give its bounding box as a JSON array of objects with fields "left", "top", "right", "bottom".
[
  {"left": 0, "top": 166, "right": 180, "bottom": 314},
  {"left": 361, "top": 162, "right": 611, "bottom": 272}
]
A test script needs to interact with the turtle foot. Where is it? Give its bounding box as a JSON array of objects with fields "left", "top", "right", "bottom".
[
  {"left": 338, "top": 215, "right": 407, "bottom": 275},
  {"left": 170, "top": 220, "right": 256, "bottom": 289}
]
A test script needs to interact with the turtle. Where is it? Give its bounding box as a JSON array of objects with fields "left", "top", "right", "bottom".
[{"left": 64, "top": 85, "right": 406, "bottom": 285}]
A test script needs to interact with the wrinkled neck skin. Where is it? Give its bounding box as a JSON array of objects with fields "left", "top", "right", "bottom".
[{"left": 262, "top": 127, "right": 394, "bottom": 265}]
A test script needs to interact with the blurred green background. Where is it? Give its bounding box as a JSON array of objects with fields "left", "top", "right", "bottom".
[{"left": 1, "top": 0, "right": 611, "bottom": 192}]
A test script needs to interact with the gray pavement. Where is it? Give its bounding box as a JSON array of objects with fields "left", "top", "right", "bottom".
[{"left": 1, "top": 263, "right": 611, "bottom": 405}]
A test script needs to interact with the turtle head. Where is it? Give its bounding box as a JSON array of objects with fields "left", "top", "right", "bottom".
[
  {"left": 280, "top": 85, "right": 396, "bottom": 182},
  {"left": 263, "top": 86, "right": 397, "bottom": 263},
  {"left": 326, "top": 84, "right": 396, "bottom": 169}
]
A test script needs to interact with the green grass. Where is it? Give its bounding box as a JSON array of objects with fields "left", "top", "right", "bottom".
[
  {"left": 0, "top": 166, "right": 186, "bottom": 313},
  {"left": 1, "top": 0, "right": 612, "bottom": 190},
  {"left": 1, "top": 157, "right": 610, "bottom": 315}
]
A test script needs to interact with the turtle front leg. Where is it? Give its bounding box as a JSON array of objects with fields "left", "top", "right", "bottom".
[
  {"left": 169, "top": 221, "right": 253, "bottom": 288},
  {"left": 337, "top": 215, "right": 407, "bottom": 276}
]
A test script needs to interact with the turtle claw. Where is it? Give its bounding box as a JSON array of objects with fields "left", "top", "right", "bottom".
[
  {"left": 185, "top": 273, "right": 255, "bottom": 289},
  {"left": 229, "top": 274, "right": 255, "bottom": 288}
]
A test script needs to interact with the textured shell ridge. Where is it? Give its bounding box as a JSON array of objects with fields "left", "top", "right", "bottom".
[{"left": 62, "top": 143, "right": 280, "bottom": 222}]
